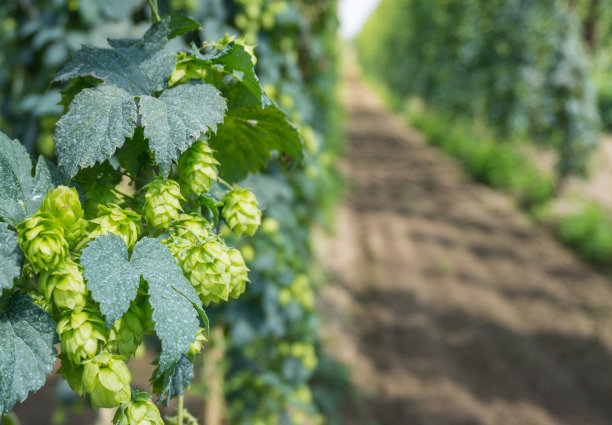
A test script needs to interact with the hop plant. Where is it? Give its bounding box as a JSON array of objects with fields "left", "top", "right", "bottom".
[
  {"left": 89, "top": 204, "right": 140, "bottom": 248},
  {"left": 82, "top": 353, "right": 131, "bottom": 409},
  {"left": 143, "top": 178, "right": 184, "bottom": 230},
  {"left": 228, "top": 248, "right": 249, "bottom": 299},
  {"left": 221, "top": 187, "right": 262, "bottom": 237},
  {"left": 57, "top": 309, "right": 106, "bottom": 364},
  {"left": 38, "top": 186, "right": 87, "bottom": 246},
  {"left": 170, "top": 213, "right": 210, "bottom": 243},
  {"left": 183, "top": 240, "right": 232, "bottom": 305},
  {"left": 178, "top": 141, "right": 220, "bottom": 195},
  {"left": 107, "top": 303, "right": 145, "bottom": 357},
  {"left": 162, "top": 235, "right": 194, "bottom": 268},
  {"left": 17, "top": 213, "right": 69, "bottom": 272},
  {"left": 39, "top": 258, "right": 88, "bottom": 312},
  {"left": 80, "top": 182, "right": 124, "bottom": 219},
  {"left": 114, "top": 393, "right": 164, "bottom": 425}
]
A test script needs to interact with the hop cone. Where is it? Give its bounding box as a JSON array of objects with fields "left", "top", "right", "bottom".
[
  {"left": 17, "top": 213, "right": 69, "bottom": 272},
  {"left": 162, "top": 236, "right": 193, "bottom": 268},
  {"left": 228, "top": 248, "right": 249, "bottom": 299},
  {"left": 57, "top": 309, "right": 106, "bottom": 364},
  {"left": 57, "top": 353, "right": 85, "bottom": 395},
  {"left": 38, "top": 186, "right": 87, "bottom": 246},
  {"left": 116, "top": 396, "right": 164, "bottom": 425},
  {"left": 170, "top": 213, "right": 210, "bottom": 243},
  {"left": 178, "top": 141, "right": 219, "bottom": 195},
  {"left": 188, "top": 327, "right": 207, "bottom": 360},
  {"left": 89, "top": 203, "right": 140, "bottom": 248},
  {"left": 183, "top": 240, "right": 232, "bottom": 305},
  {"left": 39, "top": 258, "right": 88, "bottom": 312},
  {"left": 221, "top": 187, "right": 261, "bottom": 237},
  {"left": 107, "top": 303, "right": 144, "bottom": 357},
  {"left": 143, "top": 178, "right": 184, "bottom": 230},
  {"left": 82, "top": 353, "right": 131, "bottom": 408}
]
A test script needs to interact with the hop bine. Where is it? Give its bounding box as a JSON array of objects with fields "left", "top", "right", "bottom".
[{"left": 222, "top": 187, "right": 262, "bottom": 237}]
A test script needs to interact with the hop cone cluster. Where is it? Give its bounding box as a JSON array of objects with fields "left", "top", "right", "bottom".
[
  {"left": 39, "top": 258, "right": 88, "bottom": 312},
  {"left": 82, "top": 353, "right": 131, "bottom": 408},
  {"left": 38, "top": 186, "right": 87, "bottom": 246},
  {"left": 89, "top": 203, "right": 140, "bottom": 248},
  {"left": 57, "top": 309, "right": 106, "bottom": 364},
  {"left": 17, "top": 213, "right": 69, "bottom": 272},
  {"left": 183, "top": 240, "right": 232, "bottom": 305},
  {"left": 178, "top": 141, "right": 219, "bottom": 195},
  {"left": 143, "top": 178, "right": 184, "bottom": 230},
  {"left": 222, "top": 187, "right": 262, "bottom": 236}
]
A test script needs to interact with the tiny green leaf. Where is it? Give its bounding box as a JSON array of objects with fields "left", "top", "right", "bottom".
[{"left": 0, "top": 293, "right": 57, "bottom": 415}]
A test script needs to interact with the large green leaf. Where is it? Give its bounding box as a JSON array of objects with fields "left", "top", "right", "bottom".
[
  {"left": 0, "top": 294, "right": 57, "bottom": 415},
  {"left": 0, "top": 223, "right": 22, "bottom": 291},
  {"left": 81, "top": 235, "right": 202, "bottom": 375},
  {"left": 210, "top": 104, "right": 304, "bottom": 182},
  {"left": 0, "top": 132, "right": 55, "bottom": 225},
  {"left": 54, "top": 85, "right": 138, "bottom": 178},
  {"left": 53, "top": 16, "right": 225, "bottom": 178},
  {"left": 152, "top": 354, "right": 194, "bottom": 404},
  {"left": 80, "top": 233, "right": 141, "bottom": 328},
  {"left": 140, "top": 82, "right": 227, "bottom": 175},
  {"left": 130, "top": 238, "right": 201, "bottom": 374}
]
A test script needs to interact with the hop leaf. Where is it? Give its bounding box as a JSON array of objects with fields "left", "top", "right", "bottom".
[
  {"left": 39, "top": 258, "right": 88, "bottom": 313},
  {"left": 178, "top": 141, "right": 220, "bottom": 195},
  {"left": 82, "top": 353, "right": 131, "bottom": 409},
  {"left": 228, "top": 248, "right": 249, "bottom": 299},
  {"left": 221, "top": 187, "right": 261, "bottom": 237},
  {"left": 183, "top": 240, "right": 232, "bottom": 305},
  {"left": 57, "top": 309, "right": 106, "bottom": 364},
  {"left": 89, "top": 203, "right": 141, "bottom": 248},
  {"left": 143, "top": 178, "right": 184, "bottom": 230},
  {"left": 38, "top": 186, "right": 87, "bottom": 247},
  {"left": 17, "top": 213, "right": 69, "bottom": 272}
]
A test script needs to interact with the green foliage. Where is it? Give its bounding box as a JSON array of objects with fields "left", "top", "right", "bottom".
[
  {"left": 0, "top": 293, "right": 57, "bottom": 415},
  {"left": 358, "top": 0, "right": 599, "bottom": 178},
  {"left": 0, "top": 223, "right": 21, "bottom": 290},
  {"left": 558, "top": 203, "right": 612, "bottom": 265}
]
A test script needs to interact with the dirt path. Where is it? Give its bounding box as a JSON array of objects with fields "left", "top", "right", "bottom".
[{"left": 317, "top": 69, "right": 612, "bottom": 425}]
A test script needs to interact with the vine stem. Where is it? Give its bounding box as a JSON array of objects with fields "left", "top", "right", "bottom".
[
  {"left": 177, "top": 394, "right": 184, "bottom": 425},
  {"left": 146, "top": 0, "right": 161, "bottom": 23}
]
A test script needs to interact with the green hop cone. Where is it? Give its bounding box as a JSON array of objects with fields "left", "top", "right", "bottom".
[
  {"left": 82, "top": 353, "right": 131, "bottom": 409},
  {"left": 107, "top": 303, "right": 144, "bottom": 357},
  {"left": 162, "top": 236, "right": 193, "bottom": 268},
  {"left": 57, "top": 308, "right": 106, "bottom": 364},
  {"left": 57, "top": 353, "right": 85, "bottom": 395},
  {"left": 228, "top": 248, "right": 249, "bottom": 299},
  {"left": 221, "top": 187, "right": 262, "bottom": 237},
  {"left": 183, "top": 240, "right": 232, "bottom": 305},
  {"left": 188, "top": 327, "right": 207, "bottom": 360},
  {"left": 39, "top": 258, "right": 88, "bottom": 312},
  {"left": 115, "top": 394, "right": 164, "bottom": 425},
  {"left": 178, "top": 141, "right": 220, "bottom": 195},
  {"left": 143, "top": 178, "right": 184, "bottom": 230},
  {"left": 17, "top": 213, "right": 69, "bottom": 272},
  {"left": 38, "top": 186, "right": 87, "bottom": 246},
  {"left": 170, "top": 213, "right": 210, "bottom": 243},
  {"left": 89, "top": 203, "right": 140, "bottom": 248}
]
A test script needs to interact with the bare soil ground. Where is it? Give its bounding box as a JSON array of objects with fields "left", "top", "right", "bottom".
[{"left": 317, "top": 69, "right": 612, "bottom": 425}]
